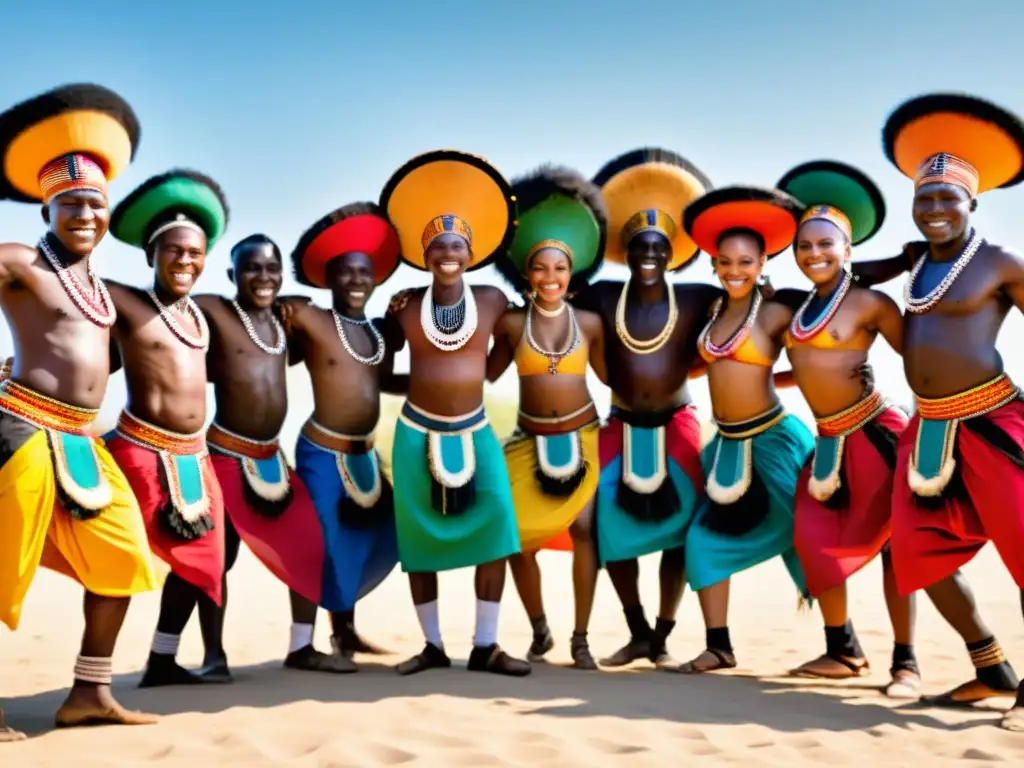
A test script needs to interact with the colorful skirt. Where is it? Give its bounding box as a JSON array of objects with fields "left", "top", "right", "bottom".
[
  {"left": 105, "top": 410, "right": 225, "bottom": 605},
  {"left": 504, "top": 407, "right": 600, "bottom": 553},
  {"left": 0, "top": 381, "right": 159, "bottom": 631},
  {"left": 686, "top": 406, "right": 813, "bottom": 594},
  {"left": 391, "top": 402, "right": 519, "bottom": 573},
  {"left": 891, "top": 374, "right": 1024, "bottom": 594},
  {"left": 207, "top": 422, "right": 325, "bottom": 606},
  {"left": 596, "top": 402, "right": 704, "bottom": 565},
  {"left": 295, "top": 421, "right": 398, "bottom": 611},
  {"left": 794, "top": 392, "right": 907, "bottom": 597}
]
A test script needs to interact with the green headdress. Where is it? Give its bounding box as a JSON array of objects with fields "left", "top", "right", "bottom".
[
  {"left": 110, "top": 169, "right": 229, "bottom": 252},
  {"left": 496, "top": 165, "right": 607, "bottom": 294},
  {"left": 776, "top": 160, "right": 886, "bottom": 246}
]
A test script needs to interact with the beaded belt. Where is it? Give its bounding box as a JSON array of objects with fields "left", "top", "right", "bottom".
[
  {"left": 518, "top": 402, "right": 597, "bottom": 436},
  {"left": 301, "top": 419, "right": 373, "bottom": 454},
  {"left": 915, "top": 374, "right": 1019, "bottom": 421},
  {"left": 115, "top": 410, "right": 206, "bottom": 455},
  {"left": 715, "top": 403, "right": 785, "bottom": 439},
  {"left": 0, "top": 379, "right": 98, "bottom": 434},
  {"left": 816, "top": 390, "right": 888, "bottom": 438},
  {"left": 207, "top": 422, "right": 279, "bottom": 460}
]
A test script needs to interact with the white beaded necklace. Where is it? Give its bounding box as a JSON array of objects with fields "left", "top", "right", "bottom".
[
  {"left": 147, "top": 289, "right": 210, "bottom": 351},
  {"left": 230, "top": 300, "right": 286, "bottom": 356},
  {"left": 525, "top": 299, "right": 581, "bottom": 375},
  {"left": 904, "top": 229, "right": 983, "bottom": 314},
  {"left": 332, "top": 310, "right": 385, "bottom": 366},
  {"left": 38, "top": 236, "right": 116, "bottom": 328},
  {"left": 420, "top": 284, "right": 478, "bottom": 352}
]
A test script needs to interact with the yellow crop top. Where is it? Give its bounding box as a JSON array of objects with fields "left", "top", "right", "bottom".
[
  {"left": 783, "top": 325, "right": 872, "bottom": 351},
  {"left": 515, "top": 333, "right": 590, "bottom": 376},
  {"left": 698, "top": 334, "right": 774, "bottom": 367}
]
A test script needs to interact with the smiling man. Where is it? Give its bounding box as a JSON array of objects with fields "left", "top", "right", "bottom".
[
  {"left": 882, "top": 94, "right": 1024, "bottom": 729},
  {"left": 188, "top": 234, "right": 348, "bottom": 679},
  {"left": 379, "top": 150, "right": 529, "bottom": 676},
  {"left": 103, "top": 170, "right": 231, "bottom": 687},
  {"left": 274, "top": 202, "right": 406, "bottom": 671},
  {"left": 0, "top": 83, "right": 160, "bottom": 732}
]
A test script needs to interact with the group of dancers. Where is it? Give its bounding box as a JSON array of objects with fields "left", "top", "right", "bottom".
[{"left": 1, "top": 82, "right": 1024, "bottom": 741}]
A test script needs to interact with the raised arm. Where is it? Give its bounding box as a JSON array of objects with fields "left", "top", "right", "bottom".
[{"left": 850, "top": 242, "right": 924, "bottom": 288}]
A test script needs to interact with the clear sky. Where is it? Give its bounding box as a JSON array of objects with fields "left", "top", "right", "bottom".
[{"left": 1, "top": 0, "right": 1022, "bottom": 441}]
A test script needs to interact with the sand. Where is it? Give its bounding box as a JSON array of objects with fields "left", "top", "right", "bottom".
[{"left": 4, "top": 397, "right": 1024, "bottom": 766}]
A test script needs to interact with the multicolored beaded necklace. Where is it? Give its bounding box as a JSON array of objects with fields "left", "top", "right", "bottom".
[
  {"left": 37, "top": 236, "right": 116, "bottom": 328},
  {"left": 698, "top": 286, "right": 763, "bottom": 360},
  {"left": 904, "top": 228, "right": 983, "bottom": 315},
  {"left": 789, "top": 268, "right": 853, "bottom": 343}
]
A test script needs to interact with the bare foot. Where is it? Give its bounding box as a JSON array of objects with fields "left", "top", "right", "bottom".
[
  {"left": 599, "top": 637, "right": 650, "bottom": 668},
  {"left": 789, "top": 653, "right": 870, "bottom": 680},
  {"left": 54, "top": 685, "right": 157, "bottom": 728},
  {"left": 676, "top": 648, "right": 737, "bottom": 675},
  {"left": 0, "top": 709, "right": 26, "bottom": 742},
  {"left": 885, "top": 668, "right": 921, "bottom": 700},
  {"left": 284, "top": 645, "right": 357, "bottom": 674},
  {"left": 919, "top": 679, "right": 1018, "bottom": 709}
]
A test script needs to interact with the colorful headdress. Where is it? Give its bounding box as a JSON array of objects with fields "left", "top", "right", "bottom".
[
  {"left": 291, "top": 202, "right": 401, "bottom": 289},
  {"left": 496, "top": 165, "right": 607, "bottom": 293},
  {"left": 777, "top": 160, "right": 886, "bottom": 247},
  {"left": 379, "top": 149, "right": 516, "bottom": 272},
  {"left": 882, "top": 93, "right": 1024, "bottom": 197},
  {"left": 683, "top": 186, "right": 805, "bottom": 259},
  {"left": 592, "top": 148, "right": 711, "bottom": 271},
  {"left": 0, "top": 83, "right": 140, "bottom": 203},
  {"left": 110, "top": 169, "right": 229, "bottom": 252}
]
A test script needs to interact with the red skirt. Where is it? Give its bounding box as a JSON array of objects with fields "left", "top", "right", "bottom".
[
  {"left": 105, "top": 436, "right": 225, "bottom": 605},
  {"left": 794, "top": 406, "right": 907, "bottom": 597},
  {"left": 891, "top": 398, "right": 1024, "bottom": 595},
  {"left": 211, "top": 453, "right": 325, "bottom": 605}
]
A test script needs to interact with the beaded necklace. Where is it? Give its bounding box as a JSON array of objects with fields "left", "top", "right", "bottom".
[
  {"left": 37, "top": 236, "right": 116, "bottom": 328},
  {"left": 332, "top": 310, "right": 385, "bottom": 366},
  {"left": 789, "top": 268, "right": 853, "bottom": 343},
  {"left": 614, "top": 278, "right": 677, "bottom": 355},
  {"left": 420, "top": 284, "right": 478, "bottom": 351},
  {"left": 698, "top": 287, "right": 762, "bottom": 360},
  {"left": 230, "top": 300, "right": 286, "bottom": 355},
  {"left": 904, "top": 228, "right": 983, "bottom": 314},
  {"left": 147, "top": 289, "right": 210, "bottom": 351},
  {"left": 525, "top": 299, "right": 581, "bottom": 375}
]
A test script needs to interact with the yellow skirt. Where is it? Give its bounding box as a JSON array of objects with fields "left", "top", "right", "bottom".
[
  {"left": 505, "top": 423, "right": 599, "bottom": 552},
  {"left": 0, "top": 429, "right": 161, "bottom": 631}
]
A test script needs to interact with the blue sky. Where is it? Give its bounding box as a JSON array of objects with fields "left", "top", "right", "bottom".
[{"left": 1, "top": 1, "right": 1022, "bottom": 438}]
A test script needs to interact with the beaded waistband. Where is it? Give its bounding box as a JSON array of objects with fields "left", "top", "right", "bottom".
[
  {"left": 399, "top": 401, "right": 487, "bottom": 434},
  {"left": 518, "top": 402, "right": 597, "bottom": 436},
  {"left": 116, "top": 410, "right": 206, "bottom": 455},
  {"left": 816, "top": 391, "right": 888, "bottom": 437},
  {"left": 715, "top": 403, "right": 785, "bottom": 439},
  {"left": 207, "top": 422, "right": 279, "bottom": 460},
  {"left": 915, "top": 374, "right": 1019, "bottom": 421},
  {"left": 0, "top": 379, "right": 98, "bottom": 434},
  {"left": 301, "top": 419, "right": 373, "bottom": 454}
]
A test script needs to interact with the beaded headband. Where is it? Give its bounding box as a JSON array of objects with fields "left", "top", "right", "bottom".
[
  {"left": 622, "top": 208, "right": 675, "bottom": 247},
  {"left": 147, "top": 213, "right": 206, "bottom": 245},
  {"left": 525, "top": 238, "right": 573, "bottom": 266},
  {"left": 915, "top": 152, "right": 979, "bottom": 198},
  {"left": 421, "top": 214, "right": 472, "bottom": 250},
  {"left": 38, "top": 153, "right": 107, "bottom": 204},
  {"left": 799, "top": 205, "right": 852, "bottom": 241}
]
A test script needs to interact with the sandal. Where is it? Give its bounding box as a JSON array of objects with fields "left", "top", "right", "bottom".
[
  {"left": 467, "top": 644, "right": 531, "bottom": 677},
  {"left": 599, "top": 637, "right": 650, "bottom": 667},
  {"left": 284, "top": 645, "right": 357, "bottom": 674},
  {"left": 789, "top": 653, "right": 870, "bottom": 680},
  {"left": 396, "top": 642, "right": 451, "bottom": 676},
  {"left": 919, "top": 678, "right": 1018, "bottom": 709},
  {"left": 570, "top": 633, "right": 597, "bottom": 671},
  {"left": 676, "top": 647, "right": 737, "bottom": 674}
]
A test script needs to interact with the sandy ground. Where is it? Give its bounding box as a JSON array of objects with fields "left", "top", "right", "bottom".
[{"left": 3, "top": 541, "right": 1023, "bottom": 767}]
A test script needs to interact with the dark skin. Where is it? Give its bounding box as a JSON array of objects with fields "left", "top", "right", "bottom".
[
  {"left": 379, "top": 233, "right": 524, "bottom": 674},
  {"left": 901, "top": 182, "right": 1024, "bottom": 729},
  {"left": 277, "top": 250, "right": 407, "bottom": 670},
  {"left": 775, "top": 219, "right": 916, "bottom": 693},
  {"left": 487, "top": 248, "right": 607, "bottom": 668},
  {"left": 0, "top": 190, "right": 156, "bottom": 730},
  {"left": 191, "top": 243, "right": 360, "bottom": 677}
]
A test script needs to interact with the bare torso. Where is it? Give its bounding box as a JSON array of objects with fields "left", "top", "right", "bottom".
[
  {"left": 196, "top": 295, "right": 287, "bottom": 440},
  {"left": 0, "top": 242, "right": 111, "bottom": 408},
  {"left": 107, "top": 282, "right": 208, "bottom": 434},
  {"left": 386, "top": 285, "right": 507, "bottom": 417}
]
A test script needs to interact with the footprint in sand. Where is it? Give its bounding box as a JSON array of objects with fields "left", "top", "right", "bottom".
[
  {"left": 587, "top": 737, "right": 648, "bottom": 755},
  {"left": 960, "top": 747, "right": 1007, "bottom": 762}
]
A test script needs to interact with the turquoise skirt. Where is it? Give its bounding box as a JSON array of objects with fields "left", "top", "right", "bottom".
[
  {"left": 391, "top": 402, "right": 520, "bottom": 573},
  {"left": 686, "top": 410, "right": 813, "bottom": 594}
]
